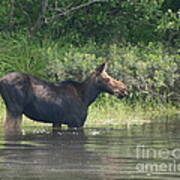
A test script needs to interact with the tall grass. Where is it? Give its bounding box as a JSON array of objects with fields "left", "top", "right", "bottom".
[{"left": 0, "top": 33, "right": 48, "bottom": 78}]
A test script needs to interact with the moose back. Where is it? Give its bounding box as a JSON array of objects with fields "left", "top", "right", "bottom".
[{"left": 0, "top": 63, "right": 128, "bottom": 130}]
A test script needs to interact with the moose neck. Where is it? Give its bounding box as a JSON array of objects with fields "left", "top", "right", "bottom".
[{"left": 82, "top": 78, "right": 101, "bottom": 107}]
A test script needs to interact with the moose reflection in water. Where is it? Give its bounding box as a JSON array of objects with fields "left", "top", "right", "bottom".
[{"left": 0, "top": 63, "right": 128, "bottom": 131}]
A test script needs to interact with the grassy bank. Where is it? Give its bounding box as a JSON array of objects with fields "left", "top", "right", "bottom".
[{"left": 0, "top": 97, "right": 179, "bottom": 129}]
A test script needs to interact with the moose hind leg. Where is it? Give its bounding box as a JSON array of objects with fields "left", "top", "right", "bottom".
[{"left": 4, "top": 109, "right": 22, "bottom": 131}]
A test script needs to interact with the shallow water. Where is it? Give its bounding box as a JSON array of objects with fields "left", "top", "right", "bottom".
[{"left": 0, "top": 114, "right": 180, "bottom": 180}]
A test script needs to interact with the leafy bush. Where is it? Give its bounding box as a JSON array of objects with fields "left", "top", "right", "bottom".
[
  {"left": 108, "top": 44, "right": 180, "bottom": 104},
  {"left": 43, "top": 41, "right": 180, "bottom": 104},
  {"left": 0, "top": 34, "right": 179, "bottom": 106},
  {"left": 0, "top": 0, "right": 179, "bottom": 48},
  {"left": 46, "top": 43, "right": 105, "bottom": 81}
]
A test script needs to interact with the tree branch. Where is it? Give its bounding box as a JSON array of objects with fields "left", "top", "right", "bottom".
[
  {"left": 18, "top": 2, "right": 32, "bottom": 27},
  {"left": 30, "top": 0, "right": 49, "bottom": 35},
  {"left": 9, "top": 0, "right": 16, "bottom": 29},
  {"left": 45, "top": 0, "right": 106, "bottom": 24}
]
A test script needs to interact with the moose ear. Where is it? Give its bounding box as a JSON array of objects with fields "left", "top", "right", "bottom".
[{"left": 96, "top": 63, "right": 108, "bottom": 74}]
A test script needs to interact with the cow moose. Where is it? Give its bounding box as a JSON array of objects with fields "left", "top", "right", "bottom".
[{"left": 0, "top": 63, "right": 128, "bottom": 131}]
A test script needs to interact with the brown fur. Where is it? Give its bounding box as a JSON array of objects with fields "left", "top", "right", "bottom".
[{"left": 0, "top": 63, "right": 128, "bottom": 131}]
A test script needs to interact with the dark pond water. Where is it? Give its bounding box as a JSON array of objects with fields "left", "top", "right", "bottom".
[{"left": 0, "top": 114, "right": 180, "bottom": 180}]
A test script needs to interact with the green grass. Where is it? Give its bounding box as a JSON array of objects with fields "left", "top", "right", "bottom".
[{"left": 87, "top": 101, "right": 179, "bottom": 128}]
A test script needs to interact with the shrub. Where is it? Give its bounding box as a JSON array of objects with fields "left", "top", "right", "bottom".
[
  {"left": 0, "top": 34, "right": 179, "bottom": 105},
  {"left": 45, "top": 42, "right": 179, "bottom": 104}
]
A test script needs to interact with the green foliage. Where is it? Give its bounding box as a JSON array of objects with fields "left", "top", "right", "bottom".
[
  {"left": 44, "top": 42, "right": 179, "bottom": 104},
  {"left": 0, "top": 0, "right": 179, "bottom": 47},
  {"left": 108, "top": 44, "right": 180, "bottom": 104},
  {"left": 46, "top": 43, "right": 105, "bottom": 81},
  {"left": 0, "top": 33, "right": 47, "bottom": 78},
  {"left": 0, "top": 0, "right": 179, "bottom": 107}
]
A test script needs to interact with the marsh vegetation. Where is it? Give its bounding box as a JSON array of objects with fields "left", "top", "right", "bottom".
[{"left": 0, "top": 0, "right": 179, "bottom": 127}]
